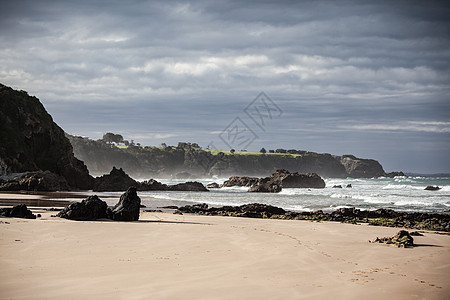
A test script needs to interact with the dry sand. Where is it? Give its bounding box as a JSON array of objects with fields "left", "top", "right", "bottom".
[{"left": 1, "top": 210, "right": 449, "bottom": 300}]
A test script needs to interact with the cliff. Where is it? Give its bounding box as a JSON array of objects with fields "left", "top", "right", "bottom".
[
  {"left": 0, "top": 84, "right": 93, "bottom": 189},
  {"left": 68, "top": 136, "right": 386, "bottom": 178}
]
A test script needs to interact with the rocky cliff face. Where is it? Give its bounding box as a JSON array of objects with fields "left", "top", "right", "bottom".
[
  {"left": 69, "top": 135, "right": 386, "bottom": 178},
  {"left": 0, "top": 84, "right": 93, "bottom": 189}
]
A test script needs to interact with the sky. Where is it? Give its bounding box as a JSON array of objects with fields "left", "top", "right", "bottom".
[{"left": 1, "top": 0, "right": 449, "bottom": 173}]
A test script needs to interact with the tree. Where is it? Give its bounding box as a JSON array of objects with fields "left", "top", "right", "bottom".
[
  {"left": 230, "top": 149, "right": 235, "bottom": 154},
  {"left": 260, "top": 148, "right": 267, "bottom": 154},
  {"left": 102, "top": 132, "right": 123, "bottom": 144},
  {"left": 161, "top": 143, "right": 167, "bottom": 148}
]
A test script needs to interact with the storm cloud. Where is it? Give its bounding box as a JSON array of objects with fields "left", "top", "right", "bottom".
[{"left": 1, "top": 0, "right": 449, "bottom": 173}]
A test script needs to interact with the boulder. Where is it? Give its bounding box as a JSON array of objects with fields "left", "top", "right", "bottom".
[
  {"left": 206, "top": 182, "right": 220, "bottom": 188},
  {"left": 270, "top": 169, "right": 326, "bottom": 189},
  {"left": 385, "top": 171, "right": 406, "bottom": 178},
  {"left": 332, "top": 185, "right": 342, "bottom": 188},
  {"left": 107, "top": 187, "right": 141, "bottom": 221},
  {"left": 372, "top": 230, "right": 414, "bottom": 248},
  {"left": 222, "top": 176, "right": 260, "bottom": 187},
  {"left": 93, "top": 167, "right": 139, "bottom": 192},
  {"left": 0, "top": 204, "right": 36, "bottom": 219},
  {"left": 248, "top": 177, "right": 282, "bottom": 193},
  {"left": 346, "top": 184, "right": 352, "bottom": 188},
  {"left": 56, "top": 195, "right": 108, "bottom": 221},
  {"left": 169, "top": 181, "right": 209, "bottom": 192},
  {"left": 140, "top": 179, "right": 169, "bottom": 190},
  {"left": 0, "top": 170, "right": 69, "bottom": 191},
  {"left": 424, "top": 186, "right": 440, "bottom": 191}
]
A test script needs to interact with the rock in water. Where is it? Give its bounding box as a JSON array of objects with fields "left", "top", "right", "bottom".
[
  {"left": 93, "top": 167, "right": 139, "bottom": 192},
  {"left": 169, "top": 181, "right": 209, "bottom": 191},
  {"left": 424, "top": 186, "right": 441, "bottom": 191},
  {"left": 57, "top": 195, "right": 108, "bottom": 221},
  {"left": 0, "top": 204, "right": 36, "bottom": 219},
  {"left": 206, "top": 182, "right": 220, "bottom": 188},
  {"left": 371, "top": 230, "right": 414, "bottom": 248},
  {"left": 107, "top": 187, "right": 141, "bottom": 221},
  {"left": 248, "top": 177, "right": 282, "bottom": 193}
]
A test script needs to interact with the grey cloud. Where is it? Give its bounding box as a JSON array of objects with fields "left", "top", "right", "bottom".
[{"left": 0, "top": 0, "right": 449, "bottom": 172}]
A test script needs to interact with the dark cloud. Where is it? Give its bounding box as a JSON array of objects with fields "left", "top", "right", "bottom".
[{"left": 0, "top": 0, "right": 449, "bottom": 173}]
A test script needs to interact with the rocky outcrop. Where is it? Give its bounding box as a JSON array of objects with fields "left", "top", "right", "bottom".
[
  {"left": 93, "top": 167, "right": 139, "bottom": 192},
  {"left": 140, "top": 179, "right": 169, "bottom": 190},
  {"left": 107, "top": 187, "right": 141, "bottom": 221},
  {"left": 371, "top": 230, "right": 414, "bottom": 248},
  {"left": 270, "top": 169, "right": 325, "bottom": 188},
  {"left": 0, "top": 204, "right": 36, "bottom": 219},
  {"left": 0, "top": 171, "right": 69, "bottom": 191},
  {"left": 222, "top": 176, "right": 260, "bottom": 187},
  {"left": 248, "top": 177, "right": 282, "bottom": 193},
  {"left": 0, "top": 84, "right": 93, "bottom": 189},
  {"left": 174, "top": 204, "right": 450, "bottom": 232},
  {"left": 223, "top": 169, "right": 325, "bottom": 193},
  {"left": 339, "top": 155, "right": 385, "bottom": 178},
  {"left": 424, "top": 186, "right": 441, "bottom": 191},
  {"left": 206, "top": 182, "right": 220, "bottom": 188},
  {"left": 385, "top": 171, "right": 406, "bottom": 178},
  {"left": 169, "top": 181, "right": 209, "bottom": 192},
  {"left": 57, "top": 195, "right": 108, "bottom": 221}
]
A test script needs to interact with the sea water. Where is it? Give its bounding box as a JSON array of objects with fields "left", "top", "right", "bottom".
[{"left": 133, "top": 176, "right": 450, "bottom": 214}]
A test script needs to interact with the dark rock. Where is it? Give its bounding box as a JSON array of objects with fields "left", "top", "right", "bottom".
[
  {"left": 140, "top": 179, "right": 169, "bottom": 190},
  {"left": 107, "top": 187, "right": 141, "bottom": 221},
  {"left": 346, "top": 184, "right": 352, "bottom": 188},
  {"left": 409, "top": 231, "right": 424, "bottom": 236},
  {"left": 372, "top": 230, "right": 414, "bottom": 248},
  {"left": 248, "top": 177, "right": 282, "bottom": 193},
  {"left": 424, "top": 186, "right": 441, "bottom": 191},
  {"left": 340, "top": 155, "right": 385, "bottom": 178},
  {"left": 56, "top": 195, "right": 108, "bottom": 221},
  {"left": 385, "top": 171, "right": 406, "bottom": 178},
  {"left": 270, "top": 169, "right": 326, "bottom": 189},
  {"left": 222, "top": 176, "right": 260, "bottom": 187},
  {"left": 0, "top": 204, "right": 36, "bottom": 219},
  {"left": 206, "top": 182, "right": 220, "bottom": 188},
  {"left": 332, "top": 185, "right": 343, "bottom": 188},
  {"left": 168, "top": 181, "right": 208, "bottom": 191},
  {"left": 178, "top": 203, "right": 209, "bottom": 214},
  {"left": 93, "top": 167, "right": 139, "bottom": 192},
  {"left": 158, "top": 206, "right": 179, "bottom": 209},
  {"left": 0, "top": 84, "right": 93, "bottom": 189},
  {"left": 240, "top": 203, "right": 285, "bottom": 217},
  {"left": 0, "top": 171, "right": 69, "bottom": 191}
]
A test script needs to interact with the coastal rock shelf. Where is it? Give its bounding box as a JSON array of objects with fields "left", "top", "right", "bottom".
[
  {"left": 222, "top": 169, "right": 326, "bottom": 192},
  {"left": 175, "top": 204, "right": 450, "bottom": 232}
]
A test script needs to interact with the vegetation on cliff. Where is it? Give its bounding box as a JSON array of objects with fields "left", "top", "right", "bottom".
[{"left": 68, "top": 135, "right": 386, "bottom": 178}]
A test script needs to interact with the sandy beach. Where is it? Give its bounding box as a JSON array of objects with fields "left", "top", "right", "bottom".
[{"left": 1, "top": 208, "right": 449, "bottom": 300}]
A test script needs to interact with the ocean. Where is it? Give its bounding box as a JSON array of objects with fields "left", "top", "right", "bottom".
[{"left": 125, "top": 176, "right": 450, "bottom": 214}]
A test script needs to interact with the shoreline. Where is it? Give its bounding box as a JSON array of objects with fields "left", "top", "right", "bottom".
[{"left": 1, "top": 210, "right": 449, "bottom": 299}]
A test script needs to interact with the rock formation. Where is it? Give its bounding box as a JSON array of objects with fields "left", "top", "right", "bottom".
[
  {"left": 0, "top": 204, "right": 36, "bottom": 219},
  {"left": 57, "top": 195, "right": 108, "bottom": 221},
  {"left": 0, "top": 84, "right": 93, "bottom": 189},
  {"left": 169, "top": 181, "right": 209, "bottom": 192},
  {"left": 424, "top": 186, "right": 441, "bottom": 191},
  {"left": 222, "top": 169, "right": 325, "bottom": 193},
  {"left": 93, "top": 167, "right": 139, "bottom": 192},
  {"left": 371, "top": 230, "right": 414, "bottom": 248},
  {"left": 107, "top": 187, "right": 141, "bottom": 221},
  {"left": 0, "top": 171, "right": 69, "bottom": 191}
]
